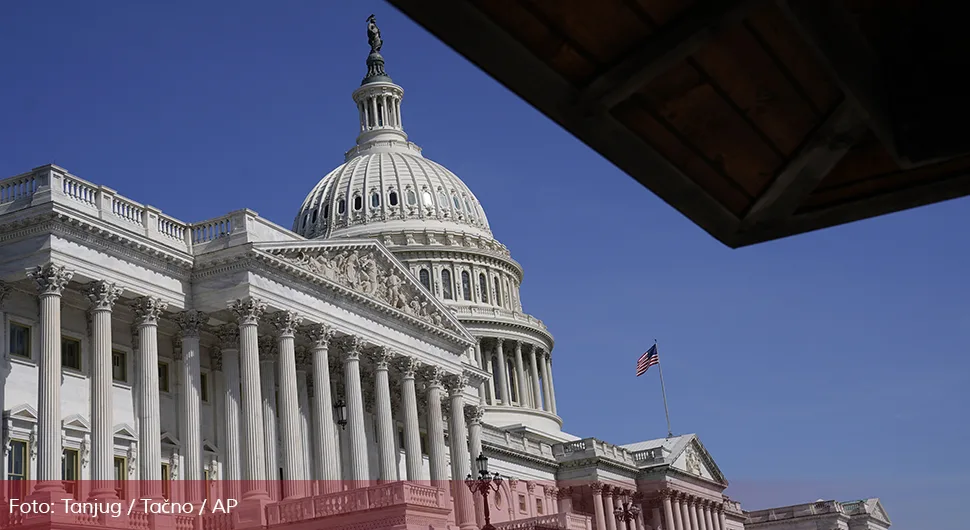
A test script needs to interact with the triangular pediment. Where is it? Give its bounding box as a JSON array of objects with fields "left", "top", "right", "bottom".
[
  {"left": 62, "top": 414, "right": 91, "bottom": 432},
  {"left": 113, "top": 423, "right": 137, "bottom": 440},
  {"left": 255, "top": 240, "right": 474, "bottom": 344},
  {"left": 669, "top": 435, "right": 727, "bottom": 485},
  {"left": 865, "top": 499, "right": 891, "bottom": 525},
  {"left": 160, "top": 432, "right": 179, "bottom": 446},
  {"left": 4, "top": 404, "right": 38, "bottom": 422},
  {"left": 202, "top": 439, "right": 218, "bottom": 453}
]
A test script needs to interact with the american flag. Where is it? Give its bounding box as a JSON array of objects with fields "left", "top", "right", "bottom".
[{"left": 636, "top": 344, "right": 659, "bottom": 377}]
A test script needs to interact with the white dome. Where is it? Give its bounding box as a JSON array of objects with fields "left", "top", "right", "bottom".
[{"left": 293, "top": 146, "right": 492, "bottom": 240}]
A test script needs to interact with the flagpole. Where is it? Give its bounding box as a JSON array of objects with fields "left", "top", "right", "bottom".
[{"left": 655, "top": 339, "right": 673, "bottom": 438}]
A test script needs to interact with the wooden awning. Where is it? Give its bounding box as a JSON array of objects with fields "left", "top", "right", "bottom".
[{"left": 388, "top": 0, "right": 970, "bottom": 247}]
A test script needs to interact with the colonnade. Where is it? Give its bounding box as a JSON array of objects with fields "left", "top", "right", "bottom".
[
  {"left": 475, "top": 338, "right": 557, "bottom": 413},
  {"left": 13, "top": 264, "right": 482, "bottom": 530},
  {"left": 655, "top": 489, "right": 727, "bottom": 530}
]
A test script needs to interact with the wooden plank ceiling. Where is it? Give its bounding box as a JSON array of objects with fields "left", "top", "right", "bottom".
[{"left": 388, "top": 0, "right": 970, "bottom": 248}]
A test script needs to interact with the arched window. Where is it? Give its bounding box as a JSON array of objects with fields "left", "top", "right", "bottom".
[
  {"left": 370, "top": 192, "right": 380, "bottom": 208},
  {"left": 322, "top": 204, "right": 329, "bottom": 219},
  {"left": 494, "top": 277, "right": 502, "bottom": 306},
  {"left": 337, "top": 199, "right": 346, "bottom": 215},
  {"left": 309, "top": 210, "right": 316, "bottom": 224},
  {"left": 438, "top": 190, "right": 448, "bottom": 207},
  {"left": 422, "top": 190, "right": 434, "bottom": 207},
  {"left": 406, "top": 189, "right": 417, "bottom": 206},
  {"left": 453, "top": 195, "right": 461, "bottom": 210},
  {"left": 389, "top": 191, "right": 399, "bottom": 206},
  {"left": 479, "top": 273, "right": 488, "bottom": 303},
  {"left": 441, "top": 269, "right": 453, "bottom": 300},
  {"left": 353, "top": 195, "right": 363, "bottom": 211},
  {"left": 461, "top": 271, "right": 471, "bottom": 301},
  {"left": 419, "top": 269, "right": 430, "bottom": 290}
]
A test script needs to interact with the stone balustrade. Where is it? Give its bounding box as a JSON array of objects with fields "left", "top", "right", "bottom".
[
  {"left": 264, "top": 481, "right": 447, "bottom": 525},
  {"left": 745, "top": 500, "right": 843, "bottom": 524},
  {"left": 494, "top": 513, "right": 593, "bottom": 530},
  {"left": 552, "top": 437, "right": 639, "bottom": 467},
  {"left": 450, "top": 305, "right": 548, "bottom": 331},
  {"left": 481, "top": 423, "right": 557, "bottom": 460}
]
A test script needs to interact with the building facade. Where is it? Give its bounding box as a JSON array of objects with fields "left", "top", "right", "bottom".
[{"left": 0, "top": 17, "right": 888, "bottom": 530}]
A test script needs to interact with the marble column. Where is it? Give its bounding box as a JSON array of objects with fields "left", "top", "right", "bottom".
[
  {"left": 295, "top": 350, "right": 313, "bottom": 483},
  {"left": 84, "top": 280, "right": 123, "bottom": 498},
  {"left": 512, "top": 341, "right": 529, "bottom": 407},
  {"left": 661, "top": 491, "right": 676, "bottom": 530},
  {"left": 446, "top": 375, "right": 475, "bottom": 530},
  {"left": 272, "top": 310, "right": 305, "bottom": 498},
  {"left": 591, "top": 483, "right": 607, "bottom": 530},
  {"left": 717, "top": 507, "right": 726, "bottom": 530},
  {"left": 465, "top": 405, "right": 485, "bottom": 528},
  {"left": 306, "top": 324, "right": 339, "bottom": 493},
  {"left": 28, "top": 264, "right": 73, "bottom": 493},
  {"left": 474, "top": 340, "right": 487, "bottom": 405},
  {"left": 425, "top": 367, "right": 448, "bottom": 482},
  {"left": 545, "top": 352, "right": 558, "bottom": 414},
  {"left": 672, "top": 493, "right": 685, "bottom": 530},
  {"left": 690, "top": 498, "right": 701, "bottom": 530},
  {"left": 259, "top": 335, "right": 279, "bottom": 497},
  {"left": 682, "top": 496, "right": 693, "bottom": 530},
  {"left": 342, "top": 336, "right": 368, "bottom": 485},
  {"left": 652, "top": 503, "right": 663, "bottom": 530},
  {"left": 557, "top": 487, "right": 573, "bottom": 514},
  {"left": 703, "top": 502, "right": 714, "bottom": 530},
  {"left": 400, "top": 358, "right": 423, "bottom": 481},
  {"left": 527, "top": 344, "right": 542, "bottom": 410},
  {"left": 176, "top": 310, "right": 206, "bottom": 502},
  {"left": 485, "top": 350, "right": 497, "bottom": 406},
  {"left": 229, "top": 298, "right": 269, "bottom": 500},
  {"left": 133, "top": 296, "right": 166, "bottom": 498},
  {"left": 604, "top": 487, "right": 618, "bottom": 530},
  {"left": 372, "top": 347, "right": 397, "bottom": 482},
  {"left": 495, "top": 340, "right": 510, "bottom": 405},
  {"left": 216, "top": 324, "right": 242, "bottom": 500},
  {"left": 539, "top": 349, "right": 553, "bottom": 412}
]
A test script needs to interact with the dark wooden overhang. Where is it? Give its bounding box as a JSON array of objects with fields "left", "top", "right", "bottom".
[{"left": 388, "top": 0, "right": 970, "bottom": 248}]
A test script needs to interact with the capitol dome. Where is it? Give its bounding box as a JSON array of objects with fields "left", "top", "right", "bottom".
[{"left": 293, "top": 43, "right": 491, "bottom": 241}]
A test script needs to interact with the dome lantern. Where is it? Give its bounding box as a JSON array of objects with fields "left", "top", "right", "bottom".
[{"left": 352, "top": 15, "right": 408, "bottom": 149}]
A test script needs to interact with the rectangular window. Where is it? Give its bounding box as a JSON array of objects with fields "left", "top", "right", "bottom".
[
  {"left": 7, "top": 439, "right": 28, "bottom": 499},
  {"left": 161, "top": 463, "right": 171, "bottom": 500},
  {"left": 420, "top": 432, "right": 429, "bottom": 456},
  {"left": 158, "top": 362, "right": 169, "bottom": 392},
  {"left": 9, "top": 323, "right": 31, "bottom": 359},
  {"left": 112, "top": 350, "right": 128, "bottom": 383},
  {"left": 62, "top": 337, "right": 82, "bottom": 370},
  {"left": 201, "top": 372, "right": 209, "bottom": 402},
  {"left": 114, "top": 457, "right": 127, "bottom": 499},
  {"left": 536, "top": 498, "right": 544, "bottom": 515},
  {"left": 63, "top": 448, "right": 80, "bottom": 499},
  {"left": 519, "top": 494, "right": 527, "bottom": 513}
]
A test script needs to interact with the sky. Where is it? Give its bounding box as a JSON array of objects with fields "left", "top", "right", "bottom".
[{"left": 1, "top": 1, "right": 968, "bottom": 528}]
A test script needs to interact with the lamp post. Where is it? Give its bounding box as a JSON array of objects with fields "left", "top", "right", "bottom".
[
  {"left": 615, "top": 500, "right": 641, "bottom": 530},
  {"left": 334, "top": 399, "right": 348, "bottom": 430},
  {"left": 466, "top": 454, "right": 503, "bottom": 530}
]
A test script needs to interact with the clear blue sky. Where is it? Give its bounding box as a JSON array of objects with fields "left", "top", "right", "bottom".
[{"left": 2, "top": 2, "right": 967, "bottom": 528}]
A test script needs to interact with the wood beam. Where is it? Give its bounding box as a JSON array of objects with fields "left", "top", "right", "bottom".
[
  {"left": 578, "top": 0, "right": 767, "bottom": 113},
  {"left": 776, "top": 0, "right": 903, "bottom": 167},
  {"left": 388, "top": 0, "right": 743, "bottom": 244},
  {"left": 731, "top": 168, "right": 970, "bottom": 248},
  {"left": 739, "top": 101, "right": 868, "bottom": 231}
]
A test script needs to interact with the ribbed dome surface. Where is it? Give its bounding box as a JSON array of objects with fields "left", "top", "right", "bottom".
[{"left": 293, "top": 147, "right": 493, "bottom": 240}]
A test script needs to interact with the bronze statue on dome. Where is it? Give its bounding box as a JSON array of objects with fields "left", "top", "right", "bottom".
[{"left": 367, "top": 14, "right": 383, "bottom": 53}]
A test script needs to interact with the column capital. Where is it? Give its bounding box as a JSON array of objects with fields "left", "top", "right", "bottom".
[
  {"left": 557, "top": 486, "right": 572, "bottom": 500},
  {"left": 443, "top": 373, "right": 469, "bottom": 395},
  {"left": 590, "top": 481, "right": 604, "bottom": 494},
  {"left": 0, "top": 281, "right": 10, "bottom": 309},
  {"left": 216, "top": 324, "right": 239, "bottom": 350},
  {"left": 28, "top": 263, "right": 73, "bottom": 295},
  {"left": 685, "top": 495, "right": 695, "bottom": 507},
  {"left": 659, "top": 489, "right": 673, "bottom": 500},
  {"left": 132, "top": 296, "right": 167, "bottom": 326},
  {"left": 423, "top": 365, "right": 446, "bottom": 389},
  {"left": 175, "top": 310, "right": 208, "bottom": 338},
  {"left": 229, "top": 297, "right": 266, "bottom": 325},
  {"left": 211, "top": 348, "right": 223, "bottom": 371},
  {"left": 526, "top": 481, "right": 536, "bottom": 493},
  {"left": 84, "top": 280, "right": 123, "bottom": 311},
  {"left": 340, "top": 335, "right": 366, "bottom": 360},
  {"left": 463, "top": 404, "right": 484, "bottom": 425},
  {"left": 258, "top": 335, "right": 277, "bottom": 362},
  {"left": 715, "top": 504, "right": 724, "bottom": 514},
  {"left": 398, "top": 355, "right": 420, "bottom": 378},
  {"left": 271, "top": 310, "right": 303, "bottom": 337},
  {"left": 370, "top": 346, "right": 393, "bottom": 369},
  {"left": 303, "top": 322, "right": 334, "bottom": 347}
]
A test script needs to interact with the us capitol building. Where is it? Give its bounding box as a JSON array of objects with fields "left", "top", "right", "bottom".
[{"left": 0, "top": 17, "right": 890, "bottom": 530}]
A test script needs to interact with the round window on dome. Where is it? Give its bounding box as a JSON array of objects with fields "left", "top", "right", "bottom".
[
  {"left": 389, "top": 191, "right": 399, "bottom": 206},
  {"left": 337, "top": 199, "right": 346, "bottom": 215},
  {"left": 406, "top": 189, "right": 417, "bottom": 206},
  {"left": 371, "top": 192, "right": 380, "bottom": 208}
]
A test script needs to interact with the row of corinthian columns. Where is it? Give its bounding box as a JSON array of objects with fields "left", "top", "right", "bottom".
[
  {"left": 657, "top": 489, "right": 727, "bottom": 530},
  {"left": 11, "top": 264, "right": 480, "bottom": 530},
  {"left": 476, "top": 338, "right": 557, "bottom": 413}
]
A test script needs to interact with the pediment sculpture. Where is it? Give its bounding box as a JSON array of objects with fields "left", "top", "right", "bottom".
[{"left": 278, "top": 248, "right": 457, "bottom": 333}]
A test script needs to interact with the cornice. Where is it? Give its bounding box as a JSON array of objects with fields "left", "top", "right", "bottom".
[
  {"left": 0, "top": 210, "right": 194, "bottom": 277},
  {"left": 558, "top": 455, "right": 641, "bottom": 475},
  {"left": 461, "top": 318, "right": 555, "bottom": 348},
  {"left": 482, "top": 441, "right": 559, "bottom": 472}
]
